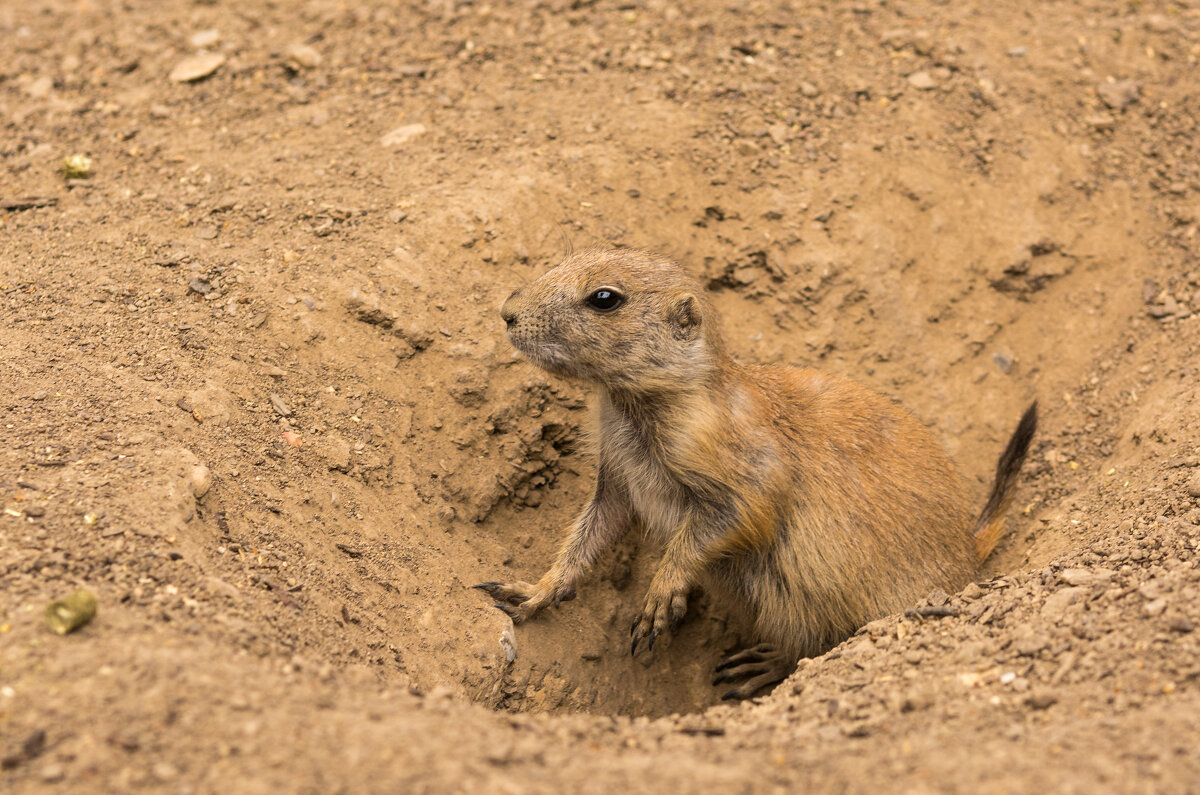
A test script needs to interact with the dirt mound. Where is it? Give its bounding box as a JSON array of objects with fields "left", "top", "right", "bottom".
[{"left": 3, "top": 0, "right": 1199, "bottom": 790}]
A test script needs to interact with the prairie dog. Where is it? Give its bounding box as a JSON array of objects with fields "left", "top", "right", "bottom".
[{"left": 476, "top": 248, "right": 1037, "bottom": 699}]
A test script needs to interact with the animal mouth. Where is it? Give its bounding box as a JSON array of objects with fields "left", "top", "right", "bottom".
[{"left": 507, "top": 332, "right": 572, "bottom": 375}]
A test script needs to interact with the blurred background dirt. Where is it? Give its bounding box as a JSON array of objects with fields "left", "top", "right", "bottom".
[{"left": 3, "top": 0, "right": 1200, "bottom": 791}]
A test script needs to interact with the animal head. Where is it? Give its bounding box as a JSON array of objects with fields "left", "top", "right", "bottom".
[{"left": 500, "top": 249, "right": 726, "bottom": 394}]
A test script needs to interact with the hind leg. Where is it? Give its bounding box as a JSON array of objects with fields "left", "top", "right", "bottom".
[{"left": 712, "top": 644, "right": 796, "bottom": 700}]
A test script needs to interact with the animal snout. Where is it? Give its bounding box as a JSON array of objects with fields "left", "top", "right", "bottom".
[{"left": 500, "top": 290, "right": 520, "bottom": 328}]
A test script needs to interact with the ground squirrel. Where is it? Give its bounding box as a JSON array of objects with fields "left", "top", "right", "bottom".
[{"left": 476, "top": 248, "right": 1037, "bottom": 699}]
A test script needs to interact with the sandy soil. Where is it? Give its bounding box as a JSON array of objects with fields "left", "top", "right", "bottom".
[{"left": 3, "top": 0, "right": 1200, "bottom": 791}]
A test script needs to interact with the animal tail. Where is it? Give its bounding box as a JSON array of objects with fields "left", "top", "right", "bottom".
[{"left": 972, "top": 401, "right": 1038, "bottom": 561}]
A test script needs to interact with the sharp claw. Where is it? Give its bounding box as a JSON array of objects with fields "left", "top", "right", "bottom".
[
  {"left": 630, "top": 636, "right": 640, "bottom": 656},
  {"left": 721, "top": 689, "right": 743, "bottom": 701},
  {"left": 473, "top": 582, "right": 500, "bottom": 591},
  {"left": 630, "top": 618, "right": 639, "bottom": 637},
  {"left": 647, "top": 628, "right": 659, "bottom": 652}
]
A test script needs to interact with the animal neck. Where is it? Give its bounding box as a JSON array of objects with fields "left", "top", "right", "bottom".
[{"left": 603, "top": 361, "right": 736, "bottom": 428}]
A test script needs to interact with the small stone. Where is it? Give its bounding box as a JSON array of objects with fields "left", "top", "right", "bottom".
[
  {"left": 202, "top": 576, "right": 240, "bottom": 600},
  {"left": 1007, "top": 45, "right": 1029, "bottom": 57},
  {"left": 1168, "top": 617, "right": 1194, "bottom": 633},
  {"left": 153, "top": 761, "right": 179, "bottom": 781},
  {"left": 1024, "top": 691, "right": 1057, "bottom": 710},
  {"left": 1041, "top": 587, "right": 1086, "bottom": 620},
  {"left": 268, "top": 394, "right": 292, "bottom": 417},
  {"left": 194, "top": 225, "right": 218, "bottom": 240},
  {"left": 387, "top": 209, "right": 408, "bottom": 224},
  {"left": 960, "top": 582, "right": 983, "bottom": 600},
  {"left": 1144, "top": 599, "right": 1167, "bottom": 617},
  {"left": 381, "top": 123, "right": 428, "bottom": 147},
  {"left": 799, "top": 81, "right": 820, "bottom": 97},
  {"left": 767, "top": 124, "right": 788, "bottom": 145},
  {"left": 1086, "top": 114, "right": 1116, "bottom": 132},
  {"left": 40, "top": 762, "right": 65, "bottom": 782},
  {"left": 32, "top": 390, "right": 48, "bottom": 401},
  {"left": 286, "top": 43, "right": 322, "bottom": 69},
  {"left": 735, "top": 139, "right": 761, "bottom": 157},
  {"left": 188, "top": 278, "right": 213, "bottom": 295},
  {"left": 1186, "top": 470, "right": 1200, "bottom": 498},
  {"left": 992, "top": 352, "right": 1014, "bottom": 373},
  {"left": 1060, "top": 568, "right": 1115, "bottom": 587},
  {"left": 1096, "top": 80, "right": 1140, "bottom": 110},
  {"left": 187, "top": 464, "right": 212, "bottom": 499},
  {"left": 1144, "top": 14, "right": 1172, "bottom": 33},
  {"left": 60, "top": 154, "right": 93, "bottom": 179},
  {"left": 907, "top": 71, "right": 937, "bottom": 90},
  {"left": 1015, "top": 633, "right": 1048, "bottom": 656},
  {"left": 899, "top": 688, "right": 935, "bottom": 712},
  {"left": 189, "top": 30, "right": 220, "bottom": 49},
  {"left": 169, "top": 51, "right": 226, "bottom": 83},
  {"left": 27, "top": 76, "right": 54, "bottom": 99}
]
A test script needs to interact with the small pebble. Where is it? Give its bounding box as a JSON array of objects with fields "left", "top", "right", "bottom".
[
  {"left": 1168, "top": 617, "right": 1194, "bottom": 633},
  {"left": 1186, "top": 470, "right": 1200, "bottom": 498},
  {"left": 269, "top": 393, "right": 292, "bottom": 417},
  {"left": 286, "top": 43, "right": 322, "bottom": 69},
  {"left": 907, "top": 71, "right": 937, "bottom": 90},
  {"left": 1024, "top": 691, "right": 1057, "bottom": 710},
  {"left": 1096, "top": 80, "right": 1140, "bottom": 110},
  {"left": 189, "top": 29, "right": 220, "bottom": 49},
  {"left": 381, "top": 123, "right": 428, "bottom": 147},
  {"left": 169, "top": 51, "right": 226, "bottom": 83},
  {"left": 187, "top": 465, "right": 212, "bottom": 499}
]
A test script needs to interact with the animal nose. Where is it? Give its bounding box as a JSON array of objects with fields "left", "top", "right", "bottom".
[{"left": 500, "top": 290, "right": 519, "bottom": 328}]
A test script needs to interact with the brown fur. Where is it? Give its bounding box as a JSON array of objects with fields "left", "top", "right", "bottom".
[{"left": 476, "top": 248, "right": 1037, "bottom": 698}]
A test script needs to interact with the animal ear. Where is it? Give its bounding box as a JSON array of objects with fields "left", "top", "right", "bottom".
[{"left": 668, "top": 293, "right": 701, "bottom": 341}]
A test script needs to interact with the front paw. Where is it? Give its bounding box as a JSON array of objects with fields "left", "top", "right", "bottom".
[
  {"left": 473, "top": 579, "right": 575, "bottom": 624},
  {"left": 629, "top": 587, "right": 687, "bottom": 656}
]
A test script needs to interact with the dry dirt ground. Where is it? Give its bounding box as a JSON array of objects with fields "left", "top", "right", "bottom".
[{"left": 3, "top": 0, "right": 1200, "bottom": 791}]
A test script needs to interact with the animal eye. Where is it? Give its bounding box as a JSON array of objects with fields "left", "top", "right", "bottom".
[{"left": 586, "top": 288, "right": 624, "bottom": 312}]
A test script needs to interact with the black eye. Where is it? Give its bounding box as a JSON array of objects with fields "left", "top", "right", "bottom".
[{"left": 586, "top": 288, "right": 624, "bottom": 312}]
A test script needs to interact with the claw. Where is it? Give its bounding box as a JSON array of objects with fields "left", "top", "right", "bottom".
[
  {"left": 630, "top": 635, "right": 640, "bottom": 656},
  {"left": 647, "top": 628, "right": 660, "bottom": 652},
  {"left": 473, "top": 582, "right": 501, "bottom": 591}
]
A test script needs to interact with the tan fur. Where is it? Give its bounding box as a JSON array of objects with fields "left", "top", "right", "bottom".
[{"left": 478, "top": 248, "right": 1035, "bottom": 697}]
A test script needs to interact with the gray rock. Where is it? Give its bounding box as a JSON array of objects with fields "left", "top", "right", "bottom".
[
  {"left": 1096, "top": 80, "right": 1140, "bottom": 110},
  {"left": 269, "top": 393, "right": 292, "bottom": 417}
]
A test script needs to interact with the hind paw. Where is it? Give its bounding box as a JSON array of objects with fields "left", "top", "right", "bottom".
[{"left": 712, "top": 644, "right": 794, "bottom": 700}]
